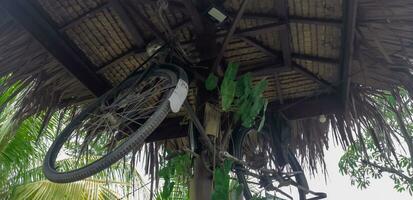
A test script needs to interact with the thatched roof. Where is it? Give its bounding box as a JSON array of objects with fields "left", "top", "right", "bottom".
[{"left": 0, "top": 0, "right": 412, "bottom": 172}]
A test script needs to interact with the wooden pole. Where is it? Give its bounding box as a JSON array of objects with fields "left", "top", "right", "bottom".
[{"left": 190, "top": 155, "right": 212, "bottom": 200}]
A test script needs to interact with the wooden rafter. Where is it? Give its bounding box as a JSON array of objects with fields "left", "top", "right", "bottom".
[
  {"left": 181, "top": 0, "right": 218, "bottom": 63},
  {"left": 233, "top": 23, "right": 286, "bottom": 37},
  {"left": 239, "top": 36, "right": 278, "bottom": 58},
  {"left": 213, "top": 0, "right": 251, "bottom": 76},
  {"left": 228, "top": 12, "right": 342, "bottom": 27},
  {"left": 269, "top": 94, "right": 343, "bottom": 119},
  {"left": 96, "top": 19, "right": 191, "bottom": 73},
  {"left": 59, "top": 0, "right": 184, "bottom": 31},
  {"left": 59, "top": 3, "right": 111, "bottom": 31},
  {"left": 239, "top": 36, "right": 339, "bottom": 64},
  {"left": 275, "top": 0, "right": 292, "bottom": 68},
  {"left": 110, "top": 0, "right": 145, "bottom": 46},
  {"left": 292, "top": 62, "right": 336, "bottom": 91},
  {"left": 1, "top": 0, "right": 110, "bottom": 96},
  {"left": 96, "top": 49, "right": 146, "bottom": 73},
  {"left": 274, "top": 72, "right": 284, "bottom": 104},
  {"left": 125, "top": 1, "right": 166, "bottom": 42},
  {"left": 340, "top": 0, "right": 358, "bottom": 107}
]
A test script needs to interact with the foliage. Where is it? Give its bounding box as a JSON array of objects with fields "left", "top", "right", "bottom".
[
  {"left": 212, "top": 160, "right": 233, "bottom": 200},
  {"left": 9, "top": 180, "right": 120, "bottom": 200},
  {"left": 221, "top": 63, "right": 239, "bottom": 111},
  {"left": 234, "top": 73, "right": 268, "bottom": 128},
  {"left": 0, "top": 83, "right": 144, "bottom": 199},
  {"left": 205, "top": 73, "right": 218, "bottom": 91},
  {"left": 157, "top": 153, "right": 192, "bottom": 200},
  {"left": 228, "top": 180, "right": 243, "bottom": 200},
  {"left": 208, "top": 63, "right": 268, "bottom": 128},
  {"left": 339, "top": 89, "right": 413, "bottom": 195}
]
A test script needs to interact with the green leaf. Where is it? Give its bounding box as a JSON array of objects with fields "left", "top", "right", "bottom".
[
  {"left": 205, "top": 73, "right": 218, "bottom": 91},
  {"left": 224, "top": 63, "right": 239, "bottom": 81},
  {"left": 252, "top": 79, "right": 268, "bottom": 98},
  {"left": 236, "top": 73, "right": 252, "bottom": 98},
  {"left": 220, "top": 64, "right": 239, "bottom": 111},
  {"left": 212, "top": 160, "right": 233, "bottom": 200}
]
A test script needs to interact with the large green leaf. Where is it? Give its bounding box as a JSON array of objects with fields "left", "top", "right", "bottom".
[
  {"left": 212, "top": 160, "right": 232, "bottom": 200},
  {"left": 205, "top": 73, "right": 219, "bottom": 91},
  {"left": 9, "top": 179, "right": 120, "bottom": 200},
  {"left": 221, "top": 63, "right": 239, "bottom": 111}
]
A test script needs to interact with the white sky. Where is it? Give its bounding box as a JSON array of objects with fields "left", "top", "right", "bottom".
[{"left": 307, "top": 143, "right": 411, "bottom": 200}]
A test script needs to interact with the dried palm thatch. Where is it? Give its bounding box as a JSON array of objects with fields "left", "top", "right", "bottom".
[{"left": 0, "top": 0, "right": 412, "bottom": 175}]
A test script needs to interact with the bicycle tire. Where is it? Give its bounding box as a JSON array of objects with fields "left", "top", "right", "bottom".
[
  {"left": 44, "top": 65, "right": 187, "bottom": 183},
  {"left": 232, "top": 128, "right": 308, "bottom": 200}
]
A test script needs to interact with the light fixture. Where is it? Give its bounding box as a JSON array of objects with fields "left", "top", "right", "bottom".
[
  {"left": 319, "top": 114, "right": 327, "bottom": 123},
  {"left": 207, "top": 6, "right": 227, "bottom": 23}
]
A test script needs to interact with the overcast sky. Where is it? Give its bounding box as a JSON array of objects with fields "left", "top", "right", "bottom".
[{"left": 307, "top": 143, "right": 411, "bottom": 200}]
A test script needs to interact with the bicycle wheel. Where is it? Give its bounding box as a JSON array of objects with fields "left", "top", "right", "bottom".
[
  {"left": 232, "top": 128, "right": 308, "bottom": 200},
  {"left": 44, "top": 65, "right": 187, "bottom": 183}
]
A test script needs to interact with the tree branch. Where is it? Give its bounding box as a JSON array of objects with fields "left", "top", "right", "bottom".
[{"left": 363, "top": 160, "right": 413, "bottom": 183}]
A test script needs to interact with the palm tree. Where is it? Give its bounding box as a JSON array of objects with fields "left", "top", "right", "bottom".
[{"left": 0, "top": 84, "right": 147, "bottom": 200}]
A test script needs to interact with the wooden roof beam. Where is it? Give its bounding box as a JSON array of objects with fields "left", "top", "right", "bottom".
[
  {"left": 59, "top": 3, "right": 110, "bottom": 31},
  {"left": 238, "top": 61, "right": 289, "bottom": 76},
  {"left": 1, "top": 0, "right": 111, "bottom": 96},
  {"left": 234, "top": 22, "right": 287, "bottom": 37},
  {"left": 96, "top": 19, "right": 191, "bottom": 73},
  {"left": 59, "top": 0, "right": 185, "bottom": 32},
  {"left": 229, "top": 12, "right": 342, "bottom": 27},
  {"left": 125, "top": 1, "right": 166, "bottom": 42},
  {"left": 181, "top": 0, "right": 218, "bottom": 66},
  {"left": 340, "top": 0, "right": 358, "bottom": 108},
  {"left": 275, "top": 0, "right": 292, "bottom": 68},
  {"left": 110, "top": 0, "right": 145, "bottom": 46},
  {"left": 212, "top": 0, "right": 251, "bottom": 76},
  {"left": 274, "top": 72, "right": 284, "bottom": 104},
  {"left": 239, "top": 36, "right": 339, "bottom": 64},
  {"left": 269, "top": 94, "right": 343, "bottom": 120},
  {"left": 292, "top": 62, "right": 336, "bottom": 92}
]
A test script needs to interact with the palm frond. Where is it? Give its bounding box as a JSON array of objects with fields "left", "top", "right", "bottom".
[{"left": 8, "top": 179, "right": 120, "bottom": 200}]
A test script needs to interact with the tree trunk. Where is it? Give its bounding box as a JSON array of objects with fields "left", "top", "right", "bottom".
[{"left": 190, "top": 156, "right": 212, "bottom": 200}]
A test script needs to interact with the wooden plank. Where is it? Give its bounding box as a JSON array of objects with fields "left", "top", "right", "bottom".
[
  {"left": 145, "top": 117, "right": 187, "bottom": 142},
  {"left": 2, "top": 0, "right": 111, "bottom": 96},
  {"left": 228, "top": 12, "right": 342, "bottom": 26},
  {"left": 239, "top": 36, "right": 339, "bottom": 64},
  {"left": 181, "top": 0, "right": 205, "bottom": 34},
  {"left": 275, "top": 0, "right": 292, "bottom": 68},
  {"left": 292, "top": 62, "right": 336, "bottom": 91},
  {"left": 125, "top": 1, "right": 166, "bottom": 42},
  {"left": 96, "top": 20, "right": 191, "bottom": 73},
  {"left": 181, "top": 0, "right": 218, "bottom": 63},
  {"left": 291, "top": 53, "right": 339, "bottom": 64},
  {"left": 238, "top": 61, "right": 289, "bottom": 76},
  {"left": 239, "top": 36, "right": 278, "bottom": 58},
  {"left": 274, "top": 72, "right": 284, "bottom": 104},
  {"left": 96, "top": 48, "right": 146, "bottom": 73},
  {"left": 234, "top": 22, "right": 286, "bottom": 37},
  {"left": 340, "top": 0, "right": 358, "bottom": 108},
  {"left": 110, "top": 0, "right": 145, "bottom": 46},
  {"left": 269, "top": 95, "right": 343, "bottom": 120},
  {"left": 290, "top": 16, "right": 342, "bottom": 27},
  {"left": 212, "top": 0, "right": 251, "bottom": 76},
  {"left": 59, "top": 3, "right": 110, "bottom": 31}
]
